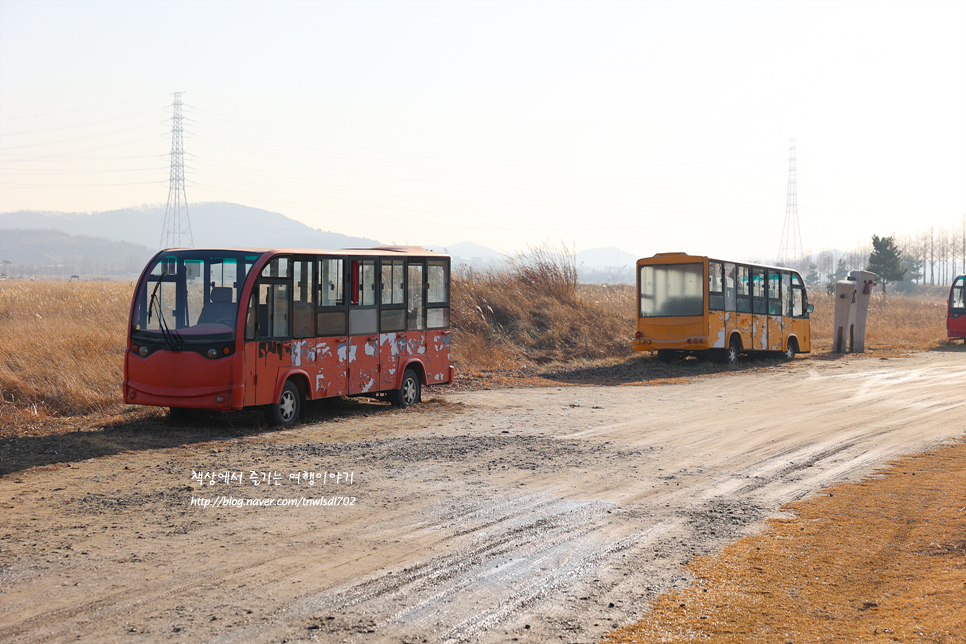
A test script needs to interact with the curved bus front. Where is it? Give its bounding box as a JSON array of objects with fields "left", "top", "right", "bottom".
[
  {"left": 123, "top": 247, "right": 454, "bottom": 415},
  {"left": 948, "top": 275, "right": 966, "bottom": 340},
  {"left": 633, "top": 253, "right": 811, "bottom": 359}
]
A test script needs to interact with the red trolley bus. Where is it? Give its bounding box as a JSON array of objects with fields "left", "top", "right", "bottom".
[
  {"left": 124, "top": 247, "right": 454, "bottom": 424},
  {"left": 948, "top": 274, "right": 966, "bottom": 341}
]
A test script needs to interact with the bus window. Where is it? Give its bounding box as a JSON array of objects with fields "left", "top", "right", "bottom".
[
  {"left": 791, "top": 273, "right": 806, "bottom": 318},
  {"left": 724, "top": 262, "right": 736, "bottom": 312},
  {"left": 349, "top": 259, "right": 377, "bottom": 335},
  {"left": 952, "top": 276, "right": 965, "bottom": 310},
  {"left": 408, "top": 262, "right": 425, "bottom": 331},
  {"left": 380, "top": 259, "right": 406, "bottom": 332},
  {"left": 258, "top": 282, "right": 291, "bottom": 339},
  {"left": 426, "top": 260, "right": 450, "bottom": 329},
  {"left": 293, "top": 259, "right": 314, "bottom": 338},
  {"left": 767, "top": 271, "right": 782, "bottom": 315},
  {"left": 640, "top": 263, "right": 704, "bottom": 317},
  {"left": 709, "top": 261, "right": 724, "bottom": 311},
  {"left": 751, "top": 267, "right": 766, "bottom": 314},
  {"left": 782, "top": 272, "right": 792, "bottom": 317},
  {"left": 736, "top": 265, "right": 752, "bottom": 313},
  {"left": 317, "top": 258, "right": 346, "bottom": 336}
]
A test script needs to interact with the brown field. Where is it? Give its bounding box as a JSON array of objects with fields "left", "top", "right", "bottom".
[{"left": 0, "top": 272, "right": 955, "bottom": 436}]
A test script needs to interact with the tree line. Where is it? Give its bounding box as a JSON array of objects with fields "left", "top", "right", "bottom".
[{"left": 790, "top": 215, "right": 965, "bottom": 293}]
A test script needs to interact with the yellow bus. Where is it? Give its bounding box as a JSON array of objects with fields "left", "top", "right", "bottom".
[{"left": 634, "top": 252, "right": 812, "bottom": 363}]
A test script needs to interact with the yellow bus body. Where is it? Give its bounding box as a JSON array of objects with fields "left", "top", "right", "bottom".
[{"left": 634, "top": 253, "right": 811, "bottom": 359}]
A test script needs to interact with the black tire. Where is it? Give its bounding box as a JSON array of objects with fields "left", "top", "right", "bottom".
[
  {"left": 712, "top": 337, "right": 740, "bottom": 364},
  {"left": 265, "top": 380, "right": 301, "bottom": 426},
  {"left": 391, "top": 368, "right": 421, "bottom": 408},
  {"left": 783, "top": 338, "right": 798, "bottom": 360}
]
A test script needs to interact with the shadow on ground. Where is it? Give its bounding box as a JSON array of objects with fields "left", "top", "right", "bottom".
[
  {"left": 0, "top": 396, "right": 424, "bottom": 476},
  {"left": 540, "top": 352, "right": 792, "bottom": 387}
]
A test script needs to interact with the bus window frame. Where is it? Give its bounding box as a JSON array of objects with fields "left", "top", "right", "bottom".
[
  {"left": 348, "top": 256, "right": 378, "bottom": 336},
  {"left": 709, "top": 261, "right": 724, "bottom": 311},
  {"left": 316, "top": 255, "right": 348, "bottom": 337},
  {"left": 292, "top": 256, "right": 316, "bottom": 339},
  {"left": 751, "top": 267, "right": 767, "bottom": 314},
  {"left": 251, "top": 254, "right": 293, "bottom": 341},
  {"left": 425, "top": 258, "right": 451, "bottom": 330},
  {"left": 379, "top": 257, "right": 408, "bottom": 333}
]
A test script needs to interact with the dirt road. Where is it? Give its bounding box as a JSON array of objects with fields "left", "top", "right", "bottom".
[{"left": 1, "top": 350, "right": 964, "bottom": 644}]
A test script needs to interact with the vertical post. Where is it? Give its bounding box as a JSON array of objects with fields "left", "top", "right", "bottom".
[
  {"left": 833, "top": 280, "right": 855, "bottom": 354},
  {"left": 848, "top": 270, "right": 877, "bottom": 353}
]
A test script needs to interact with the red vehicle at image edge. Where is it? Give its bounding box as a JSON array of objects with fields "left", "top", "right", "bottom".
[
  {"left": 949, "top": 274, "right": 966, "bottom": 341},
  {"left": 124, "top": 247, "right": 455, "bottom": 425}
]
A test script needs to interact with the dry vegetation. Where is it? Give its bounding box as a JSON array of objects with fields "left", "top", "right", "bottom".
[
  {"left": 0, "top": 281, "right": 134, "bottom": 432},
  {"left": 0, "top": 259, "right": 956, "bottom": 436}
]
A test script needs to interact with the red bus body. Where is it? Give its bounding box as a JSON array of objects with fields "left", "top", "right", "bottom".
[
  {"left": 123, "top": 247, "right": 454, "bottom": 421},
  {"left": 948, "top": 274, "right": 966, "bottom": 340}
]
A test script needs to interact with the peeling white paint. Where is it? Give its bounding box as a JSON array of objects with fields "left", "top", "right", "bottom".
[
  {"left": 315, "top": 374, "right": 325, "bottom": 393},
  {"left": 364, "top": 341, "right": 375, "bottom": 357},
  {"left": 361, "top": 377, "right": 375, "bottom": 393},
  {"left": 714, "top": 326, "right": 726, "bottom": 348},
  {"left": 317, "top": 342, "right": 331, "bottom": 358},
  {"left": 338, "top": 343, "right": 347, "bottom": 363}
]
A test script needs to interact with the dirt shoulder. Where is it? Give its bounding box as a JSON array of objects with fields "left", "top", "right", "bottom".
[{"left": 605, "top": 439, "right": 966, "bottom": 644}]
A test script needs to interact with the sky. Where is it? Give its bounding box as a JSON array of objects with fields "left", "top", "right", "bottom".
[{"left": 1, "top": 0, "right": 964, "bottom": 261}]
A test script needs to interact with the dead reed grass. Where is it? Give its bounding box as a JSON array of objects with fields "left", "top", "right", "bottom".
[
  {"left": 808, "top": 291, "right": 948, "bottom": 353},
  {"left": 451, "top": 246, "right": 636, "bottom": 370},
  {"left": 0, "top": 281, "right": 133, "bottom": 430}
]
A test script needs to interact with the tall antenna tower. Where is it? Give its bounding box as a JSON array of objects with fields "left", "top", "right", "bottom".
[
  {"left": 778, "top": 138, "right": 802, "bottom": 265},
  {"left": 159, "top": 92, "right": 193, "bottom": 249}
]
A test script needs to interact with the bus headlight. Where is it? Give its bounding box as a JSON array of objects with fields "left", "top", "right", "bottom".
[
  {"left": 207, "top": 348, "right": 218, "bottom": 359},
  {"left": 139, "top": 346, "right": 148, "bottom": 357}
]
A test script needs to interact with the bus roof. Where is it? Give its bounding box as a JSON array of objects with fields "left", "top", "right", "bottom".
[
  {"left": 156, "top": 246, "right": 451, "bottom": 258},
  {"left": 636, "top": 252, "right": 803, "bottom": 274}
]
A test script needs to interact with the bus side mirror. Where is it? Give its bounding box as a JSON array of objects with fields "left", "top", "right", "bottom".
[{"left": 807, "top": 304, "right": 814, "bottom": 314}]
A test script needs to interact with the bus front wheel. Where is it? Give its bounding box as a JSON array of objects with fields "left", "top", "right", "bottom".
[
  {"left": 783, "top": 338, "right": 798, "bottom": 360},
  {"left": 265, "top": 381, "right": 301, "bottom": 426},
  {"left": 391, "top": 368, "right": 421, "bottom": 408}
]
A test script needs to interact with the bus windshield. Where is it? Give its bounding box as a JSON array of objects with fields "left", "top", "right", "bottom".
[
  {"left": 132, "top": 250, "right": 262, "bottom": 345},
  {"left": 639, "top": 263, "right": 704, "bottom": 317}
]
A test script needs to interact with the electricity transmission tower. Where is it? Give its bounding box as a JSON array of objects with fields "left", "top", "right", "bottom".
[
  {"left": 778, "top": 139, "right": 802, "bottom": 265},
  {"left": 159, "top": 92, "right": 193, "bottom": 249}
]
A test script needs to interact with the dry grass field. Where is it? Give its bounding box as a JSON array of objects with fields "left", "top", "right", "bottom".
[{"left": 0, "top": 269, "right": 955, "bottom": 436}]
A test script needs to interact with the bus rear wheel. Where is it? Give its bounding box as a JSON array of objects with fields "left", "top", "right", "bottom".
[
  {"left": 713, "top": 338, "right": 740, "bottom": 364},
  {"left": 391, "top": 368, "right": 421, "bottom": 408},
  {"left": 265, "top": 381, "right": 301, "bottom": 426}
]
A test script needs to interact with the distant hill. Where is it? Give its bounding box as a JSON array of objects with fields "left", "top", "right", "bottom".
[
  {"left": 0, "top": 229, "right": 156, "bottom": 279},
  {"left": 0, "top": 202, "right": 382, "bottom": 250}
]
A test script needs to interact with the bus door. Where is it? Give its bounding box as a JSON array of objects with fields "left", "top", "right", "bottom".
[
  {"left": 316, "top": 256, "right": 348, "bottom": 397},
  {"left": 291, "top": 257, "right": 319, "bottom": 395},
  {"left": 423, "top": 259, "right": 452, "bottom": 383},
  {"left": 244, "top": 256, "right": 292, "bottom": 406},
  {"left": 788, "top": 273, "right": 810, "bottom": 350},
  {"left": 751, "top": 267, "right": 768, "bottom": 350},
  {"left": 348, "top": 257, "right": 380, "bottom": 394},
  {"left": 766, "top": 270, "right": 783, "bottom": 350},
  {"left": 378, "top": 257, "right": 407, "bottom": 391}
]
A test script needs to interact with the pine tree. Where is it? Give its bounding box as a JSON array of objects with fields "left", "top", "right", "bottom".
[
  {"left": 867, "top": 235, "right": 906, "bottom": 294},
  {"left": 826, "top": 258, "right": 849, "bottom": 293}
]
